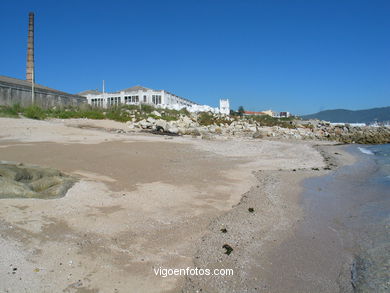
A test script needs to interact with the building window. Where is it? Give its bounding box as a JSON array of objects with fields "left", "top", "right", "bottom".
[
  {"left": 129, "top": 96, "right": 139, "bottom": 103},
  {"left": 144, "top": 95, "right": 147, "bottom": 103},
  {"left": 152, "top": 95, "right": 161, "bottom": 105}
]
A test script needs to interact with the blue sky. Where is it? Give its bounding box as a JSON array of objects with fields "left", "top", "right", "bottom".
[{"left": 1, "top": 0, "right": 389, "bottom": 114}]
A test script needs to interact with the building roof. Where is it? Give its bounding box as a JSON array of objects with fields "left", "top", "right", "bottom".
[
  {"left": 0, "top": 75, "right": 84, "bottom": 98},
  {"left": 78, "top": 89, "right": 102, "bottom": 96},
  {"left": 244, "top": 111, "right": 266, "bottom": 115},
  {"left": 0, "top": 75, "right": 81, "bottom": 97},
  {"left": 120, "top": 85, "right": 153, "bottom": 92}
]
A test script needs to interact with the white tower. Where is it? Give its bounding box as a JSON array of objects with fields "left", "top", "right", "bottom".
[{"left": 219, "top": 99, "right": 230, "bottom": 115}]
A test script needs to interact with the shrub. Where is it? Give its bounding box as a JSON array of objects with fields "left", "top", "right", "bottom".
[
  {"left": 160, "top": 115, "right": 177, "bottom": 121},
  {"left": 197, "top": 112, "right": 232, "bottom": 126},
  {"left": 56, "top": 110, "right": 79, "bottom": 119},
  {"left": 106, "top": 109, "right": 130, "bottom": 122},
  {"left": 122, "top": 105, "right": 140, "bottom": 111},
  {"left": 140, "top": 104, "right": 155, "bottom": 113},
  {"left": 198, "top": 112, "right": 214, "bottom": 126},
  {"left": 12, "top": 103, "right": 22, "bottom": 113},
  {"left": 0, "top": 105, "right": 20, "bottom": 118},
  {"left": 249, "top": 115, "right": 295, "bottom": 129},
  {"left": 179, "top": 108, "right": 190, "bottom": 116},
  {"left": 23, "top": 105, "right": 46, "bottom": 120},
  {"left": 79, "top": 109, "right": 105, "bottom": 120}
]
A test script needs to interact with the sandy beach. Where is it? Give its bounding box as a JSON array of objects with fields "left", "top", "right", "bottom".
[{"left": 0, "top": 117, "right": 353, "bottom": 293}]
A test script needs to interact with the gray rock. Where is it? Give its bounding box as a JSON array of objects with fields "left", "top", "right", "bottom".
[
  {"left": 139, "top": 119, "right": 152, "bottom": 129},
  {"left": 151, "top": 110, "right": 162, "bottom": 117},
  {"left": 147, "top": 117, "right": 156, "bottom": 124},
  {"left": 155, "top": 119, "right": 168, "bottom": 131},
  {"left": 167, "top": 126, "right": 179, "bottom": 134}
]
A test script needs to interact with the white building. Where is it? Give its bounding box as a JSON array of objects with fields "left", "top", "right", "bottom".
[
  {"left": 261, "top": 109, "right": 291, "bottom": 118},
  {"left": 219, "top": 99, "right": 230, "bottom": 115},
  {"left": 79, "top": 85, "right": 230, "bottom": 114},
  {"left": 79, "top": 86, "right": 195, "bottom": 109}
]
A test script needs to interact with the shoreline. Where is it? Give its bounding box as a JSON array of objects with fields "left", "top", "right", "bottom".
[{"left": 183, "top": 144, "right": 356, "bottom": 293}]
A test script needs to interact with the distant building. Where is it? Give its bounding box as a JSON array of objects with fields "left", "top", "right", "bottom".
[
  {"left": 279, "top": 111, "right": 291, "bottom": 118},
  {"left": 243, "top": 109, "right": 291, "bottom": 118},
  {"left": 219, "top": 99, "right": 230, "bottom": 115},
  {"left": 243, "top": 111, "right": 266, "bottom": 116},
  {"left": 261, "top": 110, "right": 278, "bottom": 117},
  {"left": 80, "top": 85, "right": 230, "bottom": 114},
  {"left": 0, "top": 75, "right": 86, "bottom": 108},
  {"left": 79, "top": 85, "right": 196, "bottom": 109}
]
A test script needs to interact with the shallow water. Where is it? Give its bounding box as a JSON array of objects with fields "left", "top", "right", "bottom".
[
  {"left": 302, "top": 144, "right": 390, "bottom": 292},
  {"left": 351, "top": 144, "right": 390, "bottom": 292}
]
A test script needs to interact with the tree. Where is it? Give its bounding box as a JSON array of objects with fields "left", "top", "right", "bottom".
[{"left": 238, "top": 106, "right": 245, "bottom": 116}]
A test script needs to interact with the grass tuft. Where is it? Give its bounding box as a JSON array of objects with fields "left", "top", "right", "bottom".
[{"left": 24, "top": 105, "right": 47, "bottom": 120}]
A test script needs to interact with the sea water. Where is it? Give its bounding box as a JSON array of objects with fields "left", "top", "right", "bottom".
[
  {"left": 352, "top": 144, "right": 390, "bottom": 292},
  {"left": 296, "top": 144, "right": 390, "bottom": 292},
  {"left": 238, "top": 144, "right": 389, "bottom": 292}
]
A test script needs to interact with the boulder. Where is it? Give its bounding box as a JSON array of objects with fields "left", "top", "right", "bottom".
[
  {"left": 147, "top": 117, "right": 156, "bottom": 124},
  {"left": 155, "top": 119, "right": 167, "bottom": 131},
  {"left": 167, "top": 126, "right": 179, "bottom": 134},
  {"left": 253, "top": 130, "right": 268, "bottom": 139},
  {"left": 248, "top": 126, "right": 257, "bottom": 132},
  {"left": 151, "top": 110, "right": 162, "bottom": 117},
  {"left": 139, "top": 119, "right": 152, "bottom": 129}
]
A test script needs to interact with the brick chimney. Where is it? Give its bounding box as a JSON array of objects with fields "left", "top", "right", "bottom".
[{"left": 26, "top": 12, "right": 34, "bottom": 82}]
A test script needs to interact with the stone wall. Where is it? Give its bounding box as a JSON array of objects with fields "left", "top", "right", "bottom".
[{"left": 0, "top": 76, "right": 86, "bottom": 108}]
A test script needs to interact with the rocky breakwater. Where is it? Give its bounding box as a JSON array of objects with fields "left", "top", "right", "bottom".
[
  {"left": 124, "top": 111, "right": 390, "bottom": 144},
  {"left": 296, "top": 120, "right": 390, "bottom": 144}
]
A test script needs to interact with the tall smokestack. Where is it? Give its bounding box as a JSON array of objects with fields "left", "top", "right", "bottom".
[{"left": 26, "top": 12, "right": 34, "bottom": 82}]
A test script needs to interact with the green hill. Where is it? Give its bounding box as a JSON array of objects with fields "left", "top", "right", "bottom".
[{"left": 302, "top": 106, "right": 390, "bottom": 124}]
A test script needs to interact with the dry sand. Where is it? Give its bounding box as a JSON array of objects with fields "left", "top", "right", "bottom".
[{"left": 0, "top": 118, "right": 349, "bottom": 292}]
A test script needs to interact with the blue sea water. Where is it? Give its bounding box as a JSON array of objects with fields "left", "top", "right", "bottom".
[
  {"left": 297, "top": 144, "right": 390, "bottom": 292},
  {"left": 359, "top": 144, "right": 390, "bottom": 184},
  {"left": 353, "top": 144, "right": 390, "bottom": 292}
]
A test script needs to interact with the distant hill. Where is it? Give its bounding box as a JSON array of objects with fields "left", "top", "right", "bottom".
[{"left": 301, "top": 106, "right": 390, "bottom": 124}]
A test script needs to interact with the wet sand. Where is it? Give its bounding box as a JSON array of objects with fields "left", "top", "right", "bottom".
[
  {"left": 183, "top": 145, "right": 356, "bottom": 293},
  {"left": 0, "top": 140, "right": 242, "bottom": 192},
  {"left": 0, "top": 117, "right": 328, "bottom": 293},
  {"left": 184, "top": 144, "right": 389, "bottom": 293}
]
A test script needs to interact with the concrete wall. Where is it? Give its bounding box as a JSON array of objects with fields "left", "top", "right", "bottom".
[{"left": 0, "top": 80, "right": 86, "bottom": 108}]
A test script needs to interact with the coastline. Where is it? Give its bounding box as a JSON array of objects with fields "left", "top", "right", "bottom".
[
  {"left": 183, "top": 144, "right": 356, "bottom": 293},
  {"left": 0, "top": 117, "right": 384, "bottom": 292},
  {"left": 0, "top": 117, "right": 325, "bottom": 292}
]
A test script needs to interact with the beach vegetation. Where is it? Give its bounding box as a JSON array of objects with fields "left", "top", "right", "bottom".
[
  {"left": 1, "top": 103, "right": 301, "bottom": 132},
  {"left": 246, "top": 115, "right": 296, "bottom": 129},
  {"left": 0, "top": 104, "right": 21, "bottom": 118},
  {"left": 237, "top": 106, "right": 245, "bottom": 116},
  {"left": 198, "top": 112, "right": 232, "bottom": 126},
  {"left": 24, "top": 105, "right": 47, "bottom": 120}
]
